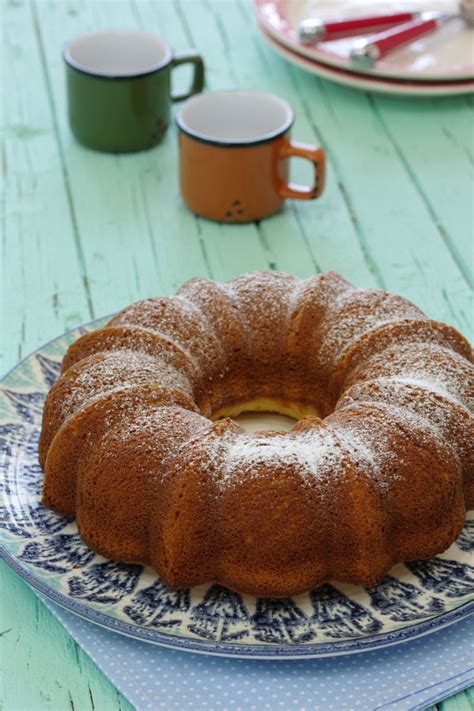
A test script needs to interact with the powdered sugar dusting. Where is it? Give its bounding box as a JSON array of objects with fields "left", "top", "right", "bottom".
[
  {"left": 387, "top": 374, "right": 468, "bottom": 409},
  {"left": 56, "top": 350, "right": 192, "bottom": 423},
  {"left": 220, "top": 272, "right": 302, "bottom": 359},
  {"left": 110, "top": 295, "right": 226, "bottom": 378},
  {"left": 318, "top": 289, "right": 425, "bottom": 368},
  {"left": 330, "top": 398, "right": 456, "bottom": 485},
  {"left": 351, "top": 342, "right": 473, "bottom": 412},
  {"left": 48, "top": 272, "right": 471, "bottom": 504},
  {"left": 96, "top": 405, "right": 210, "bottom": 473},
  {"left": 210, "top": 425, "right": 381, "bottom": 491},
  {"left": 224, "top": 429, "right": 340, "bottom": 482}
]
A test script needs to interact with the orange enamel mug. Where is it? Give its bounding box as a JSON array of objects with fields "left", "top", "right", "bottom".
[{"left": 176, "top": 90, "right": 326, "bottom": 222}]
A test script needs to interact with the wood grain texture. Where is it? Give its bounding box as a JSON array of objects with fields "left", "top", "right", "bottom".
[
  {"left": 0, "top": 560, "right": 133, "bottom": 711},
  {"left": 1, "top": 0, "right": 473, "bottom": 708}
]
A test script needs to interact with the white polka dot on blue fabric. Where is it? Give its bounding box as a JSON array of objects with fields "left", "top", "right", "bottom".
[{"left": 42, "top": 600, "right": 473, "bottom": 711}]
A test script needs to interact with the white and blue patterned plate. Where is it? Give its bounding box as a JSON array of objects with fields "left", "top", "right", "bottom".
[{"left": 1, "top": 320, "right": 473, "bottom": 659}]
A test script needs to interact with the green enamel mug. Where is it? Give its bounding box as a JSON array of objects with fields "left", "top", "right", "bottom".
[{"left": 64, "top": 30, "right": 205, "bottom": 153}]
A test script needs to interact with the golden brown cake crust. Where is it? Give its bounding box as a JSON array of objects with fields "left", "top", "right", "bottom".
[{"left": 40, "top": 272, "right": 474, "bottom": 597}]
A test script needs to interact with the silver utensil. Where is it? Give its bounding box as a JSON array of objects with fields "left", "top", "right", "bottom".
[{"left": 350, "top": 1, "right": 474, "bottom": 70}]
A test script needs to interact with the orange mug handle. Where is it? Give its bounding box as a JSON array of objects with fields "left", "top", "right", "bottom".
[{"left": 278, "top": 140, "right": 326, "bottom": 200}]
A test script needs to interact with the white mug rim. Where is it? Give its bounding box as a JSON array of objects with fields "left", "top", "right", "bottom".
[
  {"left": 176, "top": 89, "right": 294, "bottom": 147},
  {"left": 63, "top": 29, "right": 173, "bottom": 80}
]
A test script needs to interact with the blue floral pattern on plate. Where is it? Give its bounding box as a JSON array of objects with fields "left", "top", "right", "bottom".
[{"left": 1, "top": 320, "right": 473, "bottom": 658}]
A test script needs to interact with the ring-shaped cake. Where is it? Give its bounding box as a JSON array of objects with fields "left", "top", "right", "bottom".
[{"left": 40, "top": 272, "right": 474, "bottom": 597}]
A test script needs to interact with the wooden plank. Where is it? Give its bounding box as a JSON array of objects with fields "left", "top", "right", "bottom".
[
  {"left": 371, "top": 95, "right": 474, "bottom": 286},
  {"left": 283, "top": 70, "right": 473, "bottom": 338},
  {"left": 179, "top": 0, "right": 379, "bottom": 286},
  {"left": 439, "top": 688, "right": 474, "bottom": 711},
  {"left": 33, "top": 0, "right": 212, "bottom": 309},
  {"left": 2, "top": 0, "right": 91, "bottom": 373},
  {"left": 0, "top": 561, "right": 133, "bottom": 711},
  {"left": 132, "top": 0, "right": 278, "bottom": 280}
]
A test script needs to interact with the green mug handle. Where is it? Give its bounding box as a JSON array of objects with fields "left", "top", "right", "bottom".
[{"left": 171, "top": 51, "right": 205, "bottom": 102}]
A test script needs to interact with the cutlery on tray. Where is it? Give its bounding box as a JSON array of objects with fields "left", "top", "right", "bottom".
[{"left": 298, "top": 1, "right": 474, "bottom": 70}]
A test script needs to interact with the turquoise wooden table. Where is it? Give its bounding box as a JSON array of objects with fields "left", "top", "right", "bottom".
[{"left": 2, "top": 0, "right": 473, "bottom": 708}]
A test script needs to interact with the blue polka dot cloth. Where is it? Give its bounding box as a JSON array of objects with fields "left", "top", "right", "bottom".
[{"left": 42, "top": 597, "right": 473, "bottom": 711}]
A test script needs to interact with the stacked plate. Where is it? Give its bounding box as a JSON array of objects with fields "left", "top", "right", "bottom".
[{"left": 254, "top": 0, "right": 474, "bottom": 96}]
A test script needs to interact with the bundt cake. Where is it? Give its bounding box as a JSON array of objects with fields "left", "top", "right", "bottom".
[{"left": 39, "top": 272, "right": 474, "bottom": 597}]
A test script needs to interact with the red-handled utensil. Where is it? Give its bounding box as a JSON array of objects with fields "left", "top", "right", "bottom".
[
  {"left": 298, "top": 11, "right": 421, "bottom": 45},
  {"left": 350, "top": 14, "right": 441, "bottom": 68},
  {"left": 349, "top": 1, "right": 474, "bottom": 69}
]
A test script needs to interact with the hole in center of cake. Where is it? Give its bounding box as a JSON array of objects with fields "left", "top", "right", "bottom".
[
  {"left": 210, "top": 398, "right": 320, "bottom": 432},
  {"left": 231, "top": 411, "right": 297, "bottom": 432}
]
